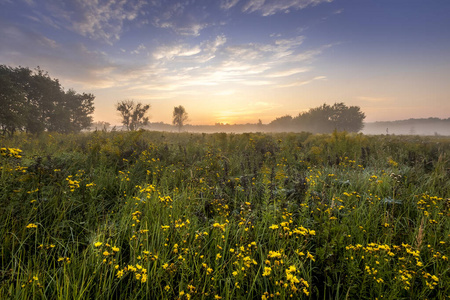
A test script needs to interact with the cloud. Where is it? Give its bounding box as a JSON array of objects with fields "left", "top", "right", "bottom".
[
  {"left": 145, "top": 33, "right": 331, "bottom": 91},
  {"left": 23, "top": 0, "right": 145, "bottom": 44},
  {"left": 155, "top": 21, "right": 207, "bottom": 36},
  {"left": 0, "top": 20, "right": 123, "bottom": 89},
  {"left": 131, "top": 44, "right": 147, "bottom": 55},
  {"left": 220, "top": 0, "right": 240, "bottom": 10},
  {"left": 152, "top": 1, "right": 211, "bottom": 36},
  {"left": 153, "top": 44, "right": 202, "bottom": 60},
  {"left": 266, "top": 68, "right": 309, "bottom": 78},
  {"left": 277, "top": 75, "right": 326, "bottom": 87},
  {"left": 242, "top": 0, "right": 333, "bottom": 16}
]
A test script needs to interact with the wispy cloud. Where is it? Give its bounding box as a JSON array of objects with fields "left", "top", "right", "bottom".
[
  {"left": 152, "top": 1, "right": 211, "bottom": 36},
  {"left": 131, "top": 44, "right": 147, "bottom": 55},
  {"left": 22, "top": 0, "right": 145, "bottom": 44},
  {"left": 153, "top": 44, "right": 202, "bottom": 60},
  {"left": 277, "top": 75, "right": 326, "bottom": 87},
  {"left": 242, "top": 0, "right": 333, "bottom": 16},
  {"left": 266, "top": 68, "right": 309, "bottom": 78},
  {"left": 0, "top": 20, "right": 121, "bottom": 88},
  {"left": 220, "top": 0, "right": 240, "bottom": 10}
]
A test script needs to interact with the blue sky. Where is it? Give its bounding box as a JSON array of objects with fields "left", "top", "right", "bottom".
[{"left": 1, "top": 0, "right": 449, "bottom": 125}]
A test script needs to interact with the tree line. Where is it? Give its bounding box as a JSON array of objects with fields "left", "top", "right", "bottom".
[
  {"left": 116, "top": 101, "right": 365, "bottom": 134},
  {"left": 269, "top": 103, "right": 365, "bottom": 133},
  {"left": 0, "top": 65, "right": 94, "bottom": 136}
]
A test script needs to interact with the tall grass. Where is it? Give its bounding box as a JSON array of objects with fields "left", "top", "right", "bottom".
[{"left": 1, "top": 130, "right": 449, "bottom": 299}]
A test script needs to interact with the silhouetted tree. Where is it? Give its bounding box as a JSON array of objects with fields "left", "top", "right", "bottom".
[
  {"left": 293, "top": 103, "right": 365, "bottom": 133},
  {"left": 329, "top": 102, "right": 365, "bottom": 132},
  {"left": 172, "top": 105, "right": 188, "bottom": 132},
  {"left": 0, "top": 65, "right": 94, "bottom": 135},
  {"left": 0, "top": 66, "right": 27, "bottom": 136},
  {"left": 116, "top": 99, "right": 150, "bottom": 131}
]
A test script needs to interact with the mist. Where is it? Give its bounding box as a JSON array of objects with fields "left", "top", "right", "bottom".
[{"left": 92, "top": 117, "right": 450, "bottom": 136}]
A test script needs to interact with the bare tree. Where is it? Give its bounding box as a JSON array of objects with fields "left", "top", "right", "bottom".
[
  {"left": 116, "top": 99, "right": 150, "bottom": 131},
  {"left": 172, "top": 105, "right": 188, "bottom": 132}
]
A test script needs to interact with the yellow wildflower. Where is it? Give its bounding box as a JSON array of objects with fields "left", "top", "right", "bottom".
[{"left": 262, "top": 267, "right": 271, "bottom": 277}]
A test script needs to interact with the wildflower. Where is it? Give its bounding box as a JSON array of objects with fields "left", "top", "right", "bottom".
[
  {"left": 306, "top": 251, "right": 315, "bottom": 262},
  {"left": 267, "top": 251, "right": 282, "bottom": 259},
  {"left": 103, "top": 251, "right": 110, "bottom": 256},
  {"left": 94, "top": 242, "right": 102, "bottom": 247},
  {"left": 112, "top": 246, "right": 120, "bottom": 252},
  {"left": 26, "top": 223, "right": 38, "bottom": 229},
  {"left": 262, "top": 267, "right": 272, "bottom": 276},
  {"left": 164, "top": 285, "right": 170, "bottom": 291},
  {"left": 269, "top": 224, "right": 279, "bottom": 230}
]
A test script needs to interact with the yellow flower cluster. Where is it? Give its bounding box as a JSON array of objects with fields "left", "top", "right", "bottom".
[
  {"left": 116, "top": 264, "right": 148, "bottom": 283},
  {"left": 0, "top": 147, "right": 22, "bottom": 158},
  {"left": 212, "top": 222, "right": 227, "bottom": 232},
  {"left": 66, "top": 175, "right": 80, "bottom": 192}
]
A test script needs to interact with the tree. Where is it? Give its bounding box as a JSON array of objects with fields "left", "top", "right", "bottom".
[
  {"left": 172, "top": 105, "right": 188, "bottom": 132},
  {"left": 116, "top": 99, "right": 150, "bottom": 131},
  {"left": 269, "top": 115, "right": 294, "bottom": 131},
  {"left": 0, "top": 66, "right": 27, "bottom": 136},
  {"left": 49, "top": 90, "right": 95, "bottom": 133},
  {"left": 329, "top": 102, "right": 365, "bottom": 132},
  {"left": 293, "top": 102, "right": 365, "bottom": 133},
  {"left": 0, "top": 65, "right": 94, "bottom": 135}
]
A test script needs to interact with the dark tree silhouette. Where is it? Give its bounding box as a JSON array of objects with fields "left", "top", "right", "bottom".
[
  {"left": 172, "top": 105, "right": 188, "bottom": 132},
  {"left": 116, "top": 99, "right": 150, "bottom": 131},
  {"left": 0, "top": 65, "right": 94, "bottom": 135},
  {"left": 293, "top": 102, "right": 365, "bottom": 133}
]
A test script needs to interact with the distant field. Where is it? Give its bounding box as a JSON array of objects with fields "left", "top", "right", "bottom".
[{"left": 1, "top": 131, "right": 449, "bottom": 299}]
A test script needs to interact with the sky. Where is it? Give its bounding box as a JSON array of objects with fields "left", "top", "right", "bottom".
[{"left": 1, "top": 0, "right": 449, "bottom": 125}]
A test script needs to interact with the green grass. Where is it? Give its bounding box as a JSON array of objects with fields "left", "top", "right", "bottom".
[{"left": 1, "top": 130, "right": 449, "bottom": 299}]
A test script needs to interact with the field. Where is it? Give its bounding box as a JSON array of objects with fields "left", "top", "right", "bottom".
[{"left": 1, "top": 131, "right": 449, "bottom": 299}]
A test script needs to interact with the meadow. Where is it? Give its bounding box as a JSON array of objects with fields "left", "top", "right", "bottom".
[{"left": 0, "top": 130, "right": 449, "bottom": 299}]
